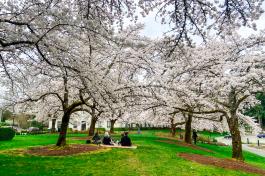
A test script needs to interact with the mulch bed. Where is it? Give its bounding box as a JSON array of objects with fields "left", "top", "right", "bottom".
[
  {"left": 27, "top": 144, "right": 105, "bottom": 156},
  {"left": 156, "top": 140, "right": 215, "bottom": 153},
  {"left": 179, "top": 153, "right": 265, "bottom": 175}
]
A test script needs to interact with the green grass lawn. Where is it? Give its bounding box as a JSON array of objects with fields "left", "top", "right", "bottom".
[{"left": 0, "top": 130, "right": 265, "bottom": 176}]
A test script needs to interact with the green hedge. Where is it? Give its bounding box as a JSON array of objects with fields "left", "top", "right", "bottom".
[
  {"left": 0, "top": 128, "right": 15, "bottom": 141},
  {"left": 0, "top": 122, "right": 9, "bottom": 127}
]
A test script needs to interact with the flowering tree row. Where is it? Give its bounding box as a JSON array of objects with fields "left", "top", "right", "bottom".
[{"left": 1, "top": 0, "right": 265, "bottom": 160}]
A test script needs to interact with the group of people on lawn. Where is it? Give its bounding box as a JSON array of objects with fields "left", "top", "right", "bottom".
[
  {"left": 91, "top": 130, "right": 197, "bottom": 146},
  {"left": 92, "top": 131, "right": 132, "bottom": 146}
]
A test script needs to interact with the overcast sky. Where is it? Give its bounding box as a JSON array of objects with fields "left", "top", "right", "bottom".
[{"left": 138, "top": 3, "right": 265, "bottom": 39}]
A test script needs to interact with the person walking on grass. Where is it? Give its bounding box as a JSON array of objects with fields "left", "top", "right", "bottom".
[{"left": 192, "top": 130, "right": 198, "bottom": 144}]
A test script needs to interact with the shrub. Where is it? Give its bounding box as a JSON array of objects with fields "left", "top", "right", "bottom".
[
  {"left": 31, "top": 120, "right": 44, "bottom": 130},
  {"left": 0, "top": 128, "right": 15, "bottom": 141},
  {"left": 197, "top": 136, "right": 210, "bottom": 143},
  {"left": 0, "top": 122, "right": 9, "bottom": 127}
]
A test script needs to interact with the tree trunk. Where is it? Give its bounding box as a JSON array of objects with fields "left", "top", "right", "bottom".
[
  {"left": 184, "top": 113, "right": 192, "bottom": 144},
  {"left": 227, "top": 116, "right": 244, "bottom": 160},
  {"left": 171, "top": 125, "right": 176, "bottom": 137},
  {"left": 110, "top": 119, "right": 117, "bottom": 134},
  {"left": 170, "top": 118, "right": 176, "bottom": 137},
  {"left": 89, "top": 117, "right": 97, "bottom": 136},
  {"left": 0, "top": 110, "right": 3, "bottom": 122},
  {"left": 56, "top": 112, "right": 71, "bottom": 146},
  {"left": 51, "top": 119, "right": 56, "bottom": 133}
]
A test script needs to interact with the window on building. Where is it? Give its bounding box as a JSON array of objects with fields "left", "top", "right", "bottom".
[
  {"left": 107, "top": 121, "right": 111, "bottom": 128},
  {"left": 81, "top": 121, "right": 86, "bottom": 131},
  {"left": 57, "top": 121, "right": 62, "bottom": 128},
  {"left": 57, "top": 121, "right": 62, "bottom": 132},
  {"left": 73, "top": 122, "right": 77, "bottom": 129},
  {"left": 97, "top": 121, "right": 102, "bottom": 128}
]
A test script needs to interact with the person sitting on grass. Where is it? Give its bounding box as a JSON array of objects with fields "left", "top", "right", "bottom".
[
  {"left": 102, "top": 131, "right": 112, "bottom": 145},
  {"left": 120, "top": 132, "right": 132, "bottom": 146},
  {"left": 92, "top": 132, "right": 101, "bottom": 144}
]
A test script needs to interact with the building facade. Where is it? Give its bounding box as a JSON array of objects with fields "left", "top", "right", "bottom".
[{"left": 48, "top": 118, "right": 133, "bottom": 131}]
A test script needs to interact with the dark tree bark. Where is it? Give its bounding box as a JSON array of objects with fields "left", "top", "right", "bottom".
[
  {"left": 171, "top": 125, "right": 176, "bottom": 137},
  {"left": 87, "top": 101, "right": 103, "bottom": 136},
  {"left": 56, "top": 100, "right": 85, "bottom": 146},
  {"left": 227, "top": 115, "right": 244, "bottom": 160},
  {"left": 170, "top": 115, "right": 185, "bottom": 137},
  {"left": 184, "top": 113, "right": 192, "bottom": 144},
  {"left": 56, "top": 112, "right": 71, "bottom": 146},
  {"left": 56, "top": 76, "right": 71, "bottom": 147},
  {"left": 89, "top": 117, "right": 97, "bottom": 136},
  {"left": 56, "top": 76, "right": 86, "bottom": 146},
  {"left": 51, "top": 119, "right": 56, "bottom": 133},
  {"left": 225, "top": 88, "right": 244, "bottom": 160},
  {"left": 110, "top": 119, "right": 117, "bottom": 134},
  {"left": 170, "top": 118, "right": 176, "bottom": 137}
]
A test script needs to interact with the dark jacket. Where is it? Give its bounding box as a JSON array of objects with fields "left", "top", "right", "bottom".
[
  {"left": 92, "top": 134, "right": 100, "bottom": 141},
  {"left": 192, "top": 131, "right": 198, "bottom": 139},
  {"left": 120, "top": 135, "right": 132, "bottom": 146},
  {"left": 92, "top": 134, "right": 101, "bottom": 143},
  {"left": 102, "top": 136, "right": 112, "bottom": 145}
]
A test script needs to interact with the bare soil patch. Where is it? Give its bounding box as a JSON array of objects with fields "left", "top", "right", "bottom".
[
  {"left": 27, "top": 144, "right": 106, "bottom": 156},
  {"left": 157, "top": 140, "right": 215, "bottom": 153},
  {"left": 179, "top": 153, "right": 265, "bottom": 175}
]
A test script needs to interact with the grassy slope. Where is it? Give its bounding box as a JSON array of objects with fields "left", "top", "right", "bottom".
[{"left": 0, "top": 131, "right": 264, "bottom": 176}]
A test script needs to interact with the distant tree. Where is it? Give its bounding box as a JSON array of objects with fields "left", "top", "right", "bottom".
[
  {"left": 31, "top": 120, "right": 45, "bottom": 130},
  {"left": 245, "top": 93, "right": 265, "bottom": 128},
  {"left": 15, "top": 113, "right": 33, "bottom": 129},
  {"left": 1, "top": 109, "right": 13, "bottom": 122}
]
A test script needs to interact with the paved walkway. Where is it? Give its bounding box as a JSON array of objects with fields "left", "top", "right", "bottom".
[
  {"left": 216, "top": 137, "right": 265, "bottom": 158},
  {"left": 242, "top": 144, "right": 265, "bottom": 157}
]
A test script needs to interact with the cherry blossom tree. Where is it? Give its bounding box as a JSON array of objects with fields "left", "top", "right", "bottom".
[
  {"left": 0, "top": 0, "right": 136, "bottom": 89},
  {"left": 175, "top": 35, "right": 265, "bottom": 160},
  {"left": 132, "top": 33, "right": 265, "bottom": 160},
  {"left": 75, "top": 23, "right": 150, "bottom": 135},
  {"left": 1, "top": 0, "right": 139, "bottom": 145},
  {"left": 1, "top": 1, "right": 265, "bottom": 157}
]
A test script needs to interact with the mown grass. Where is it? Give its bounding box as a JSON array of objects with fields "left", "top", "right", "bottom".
[{"left": 0, "top": 130, "right": 264, "bottom": 176}]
